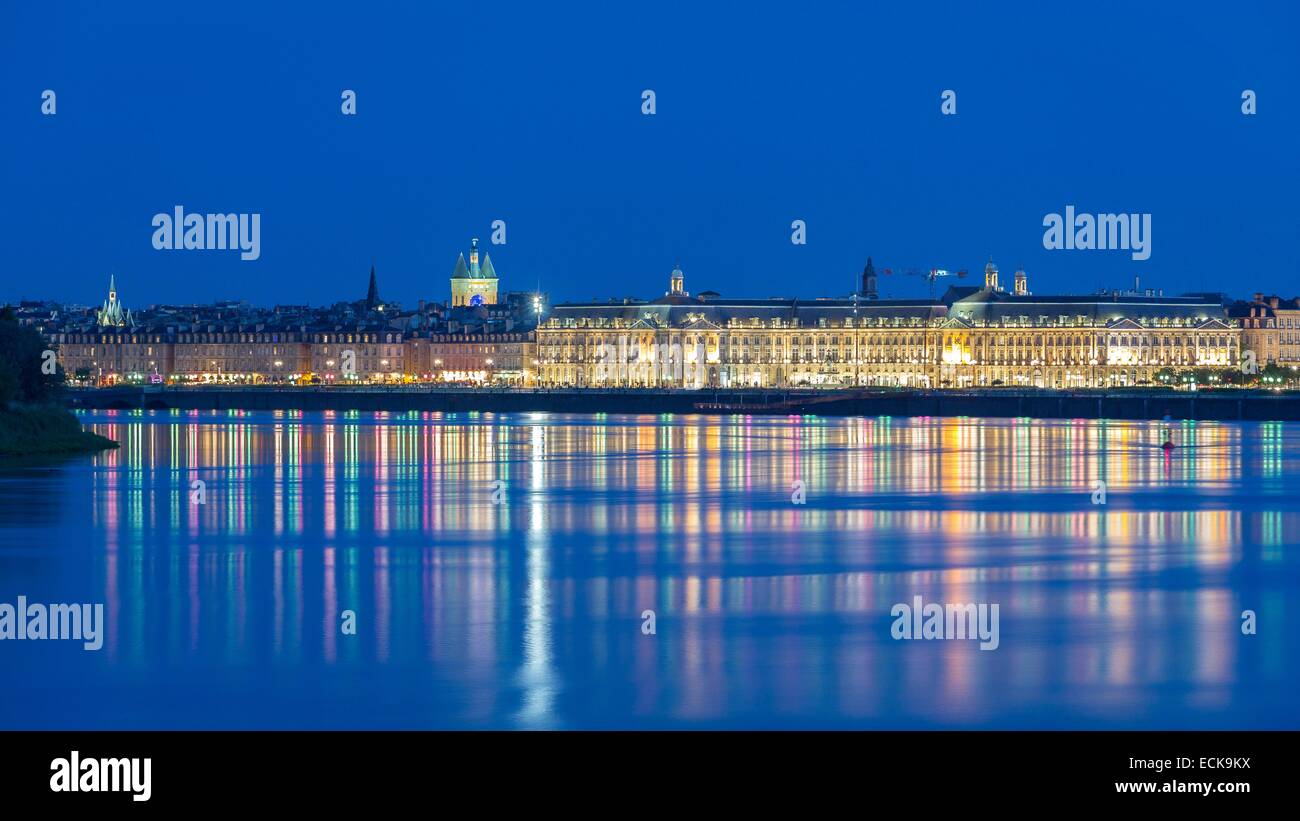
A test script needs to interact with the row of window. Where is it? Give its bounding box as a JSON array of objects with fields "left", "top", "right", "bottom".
[{"left": 545, "top": 314, "right": 1226, "bottom": 330}]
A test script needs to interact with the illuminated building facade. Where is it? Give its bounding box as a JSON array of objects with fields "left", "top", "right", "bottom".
[
  {"left": 1230, "top": 293, "right": 1300, "bottom": 367},
  {"left": 53, "top": 327, "right": 542, "bottom": 385},
  {"left": 49, "top": 260, "right": 535, "bottom": 385},
  {"left": 406, "top": 330, "right": 537, "bottom": 385},
  {"left": 45, "top": 261, "right": 1244, "bottom": 390},
  {"left": 54, "top": 329, "right": 172, "bottom": 384},
  {"left": 171, "top": 329, "right": 313, "bottom": 383},
  {"left": 308, "top": 330, "right": 406, "bottom": 383},
  {"left": 450, "top": 238, "right": 499, "bottom": 307},
  {"left": 537, "top": 263, "right": 1240, "bottom": 389},
  {"left": 96, "top": 274, "right": 135, "bottom": 329}
]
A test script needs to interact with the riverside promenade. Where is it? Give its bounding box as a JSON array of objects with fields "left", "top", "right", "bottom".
[{"left": 66, "top": 385, "right": 1300, "bottom": 421}]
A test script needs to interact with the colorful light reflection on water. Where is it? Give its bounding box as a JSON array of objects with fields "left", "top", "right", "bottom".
[{"left": 0, "top": 410, "right": 1296, "bottom": 728}]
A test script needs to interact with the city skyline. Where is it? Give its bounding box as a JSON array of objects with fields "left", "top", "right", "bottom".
[{"left": 37, "top": 256, "right": 1299, "bottom": 391}]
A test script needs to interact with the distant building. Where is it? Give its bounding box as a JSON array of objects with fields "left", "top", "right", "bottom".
[
  {"left": 33, "top": 255, "right": 1255, "bottom": 390},
  {"left": 450, "top": 238, "right": 499, "bottom": 307},
  {"left": 1230, "top": 293, "right": 1300, "bottom": 367},
  {"left": 536, "top": 259, "right": 1239, "bottom": 389},
  {"left": 861, "top": 258, "right": 878, "bottom": 300},
  {"left": 365, "top": 264, "right": 383, "bottom": 311},
  {"left": 54, "top": 327, "right": 173, "bottom": 384},
  {"left": 173, "top": 327, "right": 312, "bottom": 383},
  {"left": 96, "top": 274, "right": 135, "bottom": 329},
  {"left": 501, "top": 290, "right": 549, "bottom": 324},
  {"left": 308, "top": 327, "right": 405, "bottom": 383},
  {"left": 407, "top": 329, "right": 536, "bottom": 386}
]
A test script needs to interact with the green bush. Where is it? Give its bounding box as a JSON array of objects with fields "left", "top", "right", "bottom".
[{"left": 0, "top": 404, "right": 117, "bottom": 456}]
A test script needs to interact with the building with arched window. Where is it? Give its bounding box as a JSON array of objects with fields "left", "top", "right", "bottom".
[{"left": 535, "top": 262, "right": 1240, "bottom": 389}]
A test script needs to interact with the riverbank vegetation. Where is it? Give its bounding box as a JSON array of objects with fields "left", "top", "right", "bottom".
[{"left": 0, "top": 307, "right": 117, "bottom": 456}]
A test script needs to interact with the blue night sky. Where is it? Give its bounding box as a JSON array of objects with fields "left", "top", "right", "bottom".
[{"left": 2, "top": 1, "right": 1297, "bottom": 308}]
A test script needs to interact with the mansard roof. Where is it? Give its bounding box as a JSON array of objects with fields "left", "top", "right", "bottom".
[
  {"left": 549, "top": 295, "right": 947, "bottom": 327},
  {"left": 547, "top": 284, "right": 1233, "bottom": 331},
  {"left": 944, "top": 289, "right": 1229, "bottom": 325}
]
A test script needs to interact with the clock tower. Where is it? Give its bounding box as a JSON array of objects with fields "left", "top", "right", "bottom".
[{"left": 450, "top": 238, "right": 500, "bottom": 307}]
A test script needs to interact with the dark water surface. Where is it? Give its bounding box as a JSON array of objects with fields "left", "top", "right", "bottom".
[{"left": 0, "top": 410, "right": 1296, "bottom": 729}]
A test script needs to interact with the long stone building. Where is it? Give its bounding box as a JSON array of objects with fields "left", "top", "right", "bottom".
[
  {"left": 536, "top": 262, "right": 1240, "bottom": 389},
  {"left": 43, "top": 258, "right": 1254, "bottom": 390},
  {"left": 53, "top": 325, "right": 539, "bottom": 386},
  {"left": 49, "top": 263, "right": 537, "bottom": 386}
]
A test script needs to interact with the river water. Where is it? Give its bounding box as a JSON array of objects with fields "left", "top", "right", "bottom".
[{"left": 0, "top": 410, "right": 1296, "bottom": 728}]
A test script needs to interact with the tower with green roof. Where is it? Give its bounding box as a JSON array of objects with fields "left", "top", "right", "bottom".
[
  {"left": 96, "top": 274, "right": 135, "bottom": 328},
  {"left": 450, "top": 237, "right": 499, "bottom": 307}
]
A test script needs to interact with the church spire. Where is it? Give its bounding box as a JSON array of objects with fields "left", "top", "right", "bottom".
[
  {"left": 365, "top": 264, "right": 380, "bottom": 309},
  {"left": 97, "top": 272, "right": 133, "bottom": 328},
  {"left": 862, "top": 257, "right": 878, "bottom": 300}
]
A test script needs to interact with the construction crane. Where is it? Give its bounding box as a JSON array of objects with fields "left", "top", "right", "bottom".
[
  {"left": 873, "top": 263, "right": 970, "bottom": 299},
  {"left": 923, "top": 268, "right": 949, "bottom": 298},
  {"left": 901, "top": 267, "right": 969, "bottom": 298}
]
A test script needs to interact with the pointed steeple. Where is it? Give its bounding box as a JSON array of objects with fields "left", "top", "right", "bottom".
[
  {"left": 365, "top": 264, "right": 381, "bottom": 309},
  {"left": 862, "top": 257, "right": 878, "bottom": 300},
  {"left": 452, "top": 253, "right": 469, "bottom": 279},
  {"left": 98, "top": 272, "right": 132, "bottom": 327},
  {"left": 480, "top": 253, "right": 497, "bottom": 280}
]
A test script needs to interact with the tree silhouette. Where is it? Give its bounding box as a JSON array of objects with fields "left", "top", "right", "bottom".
[{"left": 0, "top": 306, "right": 64, "bottom": 403}]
